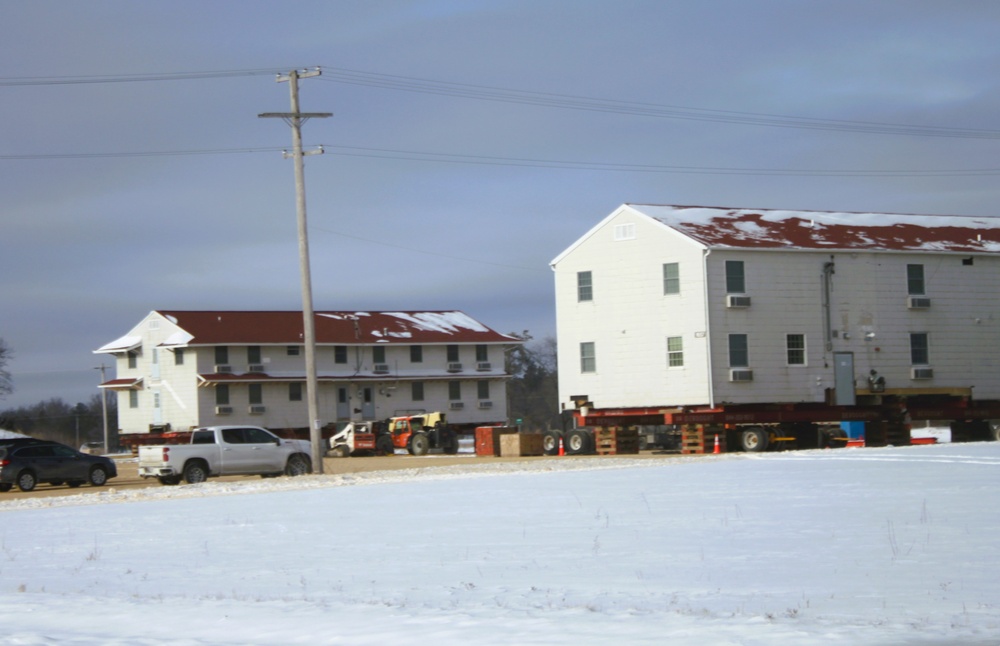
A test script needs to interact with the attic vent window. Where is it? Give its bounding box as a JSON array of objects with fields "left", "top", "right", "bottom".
[{"left": 614, "top": 223, "right": 635, "bottom": 241}]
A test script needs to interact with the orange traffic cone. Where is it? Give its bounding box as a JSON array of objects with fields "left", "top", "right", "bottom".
[
  {"left": 713, "top": 434, "right": 721, "bottom": 454},
  {"left": 558, "top": 437, "right": 565, "bottom": 456}
]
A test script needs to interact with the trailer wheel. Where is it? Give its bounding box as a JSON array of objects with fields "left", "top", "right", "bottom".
[
  {"left": 542, "top": 431, "right": 562, "bottom": 456},
  {"left": 330, "top": 444, "right": 350, "bottom": 458},
  {"left": 740, "top": 427, "right": 769, "bottom": 452},
  {"left": 376, "top": 435, "right": 395, "bottom": 455},
  {"left": 566, "top": 429, "right": 591, "bottom": 455},
  {"left": 410, "top": 433, "right": 430, "bottom": 456},
  {"left": 183, "top": 460, "right": 209, "bottom": 484}
]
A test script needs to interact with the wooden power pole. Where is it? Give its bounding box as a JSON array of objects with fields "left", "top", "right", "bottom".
[{"left": 259, "top": 68, "right": 331, "bottom": 474}]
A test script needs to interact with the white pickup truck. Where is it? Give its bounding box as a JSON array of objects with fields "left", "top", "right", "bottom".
[{"left": 137, "top": 425, "right": 312, "bottom": 485}]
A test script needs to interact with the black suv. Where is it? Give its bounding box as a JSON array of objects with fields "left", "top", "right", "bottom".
[{"left": 0, "top": 440, "right": 118, "bottom": 492}]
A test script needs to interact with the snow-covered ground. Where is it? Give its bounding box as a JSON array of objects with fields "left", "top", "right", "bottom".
[{"left": 1, "top": 442, "right": 998, "bottom": 645}]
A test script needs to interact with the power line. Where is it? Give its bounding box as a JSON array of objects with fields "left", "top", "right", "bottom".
[
  {"left": 315, "top": 66, "right": 1000, "bottom": 140},
  {"left": 0, "top": 68, "right": 287, "bottom": 86},
  {"left": 5, "top": 144, "right": 1000, "bottom": 177}
]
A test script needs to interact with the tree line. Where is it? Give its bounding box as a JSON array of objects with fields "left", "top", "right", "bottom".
[{"left": 0, "top": 334, "right": 560, "bottom": 443}]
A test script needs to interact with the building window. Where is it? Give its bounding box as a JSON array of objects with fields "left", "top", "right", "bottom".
[
  {"left": 667, "top": 336, "right": 684, "bottom": 367},
  {"left": 580, "top": 342, "right": 596, "bottom": 373},
  {"left": 410, "top": 345, "right": 423, "bottom": 363},
  {"left": 215, "top": 346, "right": 229, "bottom": 366},
  {"left": 174, "top": 348, "right": 184, "bottom": 366},
  {"left": 129, "top": 390, "right": 139, "bottom": 409},
  {"left": 287, "top": 346, "right": 300, "bottom": 356},
  {"left": 215, "top": 384, "right": 230, "bottom": 406},
  {"left": 663, "top": 262, "right": 680, "bottom": 295},
  {"left": 248, "top": 346, "right": 261, "bottom": 365},
  {"left": 411, "top": 382, "right": 424, "bottom": 401},
  {"left": 334, "top": 346, "right": 347, "bottom": 364},
  {"left": 725, "top": 260, "right": 746, "bottom": 293},
  {"left": 289, "top": 382, "right": 302, "bottom": 402},
  {"left": 249, "top": 384, "right": 263, "bottom": 405},
  {"left": 476, "top": 344, "right": 488, "bottom": 362},
  {"left": 614, "top": 223, "right": 635, "bottom": 240},
  {"left": 728, "top": 334, "right": 749, "bottom": 368},
  {"left": 373, "top": 345, "right": 386, "bottom": 364},
  {"left": 786, "top": 334, "right": 806, "bottom": 366},
  {"left": 910, "top": 333, "right": 929, "bottom": 365},
  {"left": 128, "top": 352, "right": 137, "bottom": 369},
  {"left": 577, "top": 271, "right": 593, "bottom": 302},
  {"left": 447, "top": 345, "right": 460, "bottom": 363},
  {"left": 448, "top": 381, "right": 461, "bottom": 400},
  {"left": 477, "top": 380, "right": 490, "bottom": 399},
  {"left": 907, "top": 264, "right": 925, "bottom": 295}
]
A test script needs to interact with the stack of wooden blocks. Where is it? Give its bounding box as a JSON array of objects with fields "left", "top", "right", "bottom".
[
  {"left": 499, "top": 433, "right": 545, "bottom": 457},
  {"left": 594, "top": 427, "right": 640, "bottom": 455}
]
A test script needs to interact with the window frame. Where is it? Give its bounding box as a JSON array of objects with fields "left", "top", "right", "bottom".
[
  {"left": 667, "top": 336, "right": 684, "bottom": 367},
  {"left": 786, "top": 333, "right": 806, "bottom": 366},
  {"left": 910, "top": 332, "right": 930, "bottom": 365},
  {"left": 907, "top": 264, "right": 925, "bottom": 295},
  {"left": 663, "top": 262, "right": 680, "bottom": 295},
  {"left": 580, "top": 341, "right": 597, "bottom": 373},
  {"left": 728, "top": 334, "right": 749, "bottom": 368},
  {"left": 725, "top": 260, "right": 746, "bottom": 294},
  {"left": 577, "top": 271, "right": 593, "bottom": 302}
]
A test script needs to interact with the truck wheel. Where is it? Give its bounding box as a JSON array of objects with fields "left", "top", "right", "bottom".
[
  {"left": 183, "top": 460, "right": 209, "bottom": 484},
  {"left": 542, "top": 431, "right": 562, "bottom": 456},
  {"left": 158, "top": 476, "right": 181, "bottom": 486},
  {"left": 410, "top": 433, "right": 430, "bottom": 456},
  {"left": 740, "top": 427, "right": 769, "bottom": 452},
  {"left": 16, "top": 470, "right": 37, "bottom": 492},
  {"left": 376, "top": 435, "right": 395, "bottom": 455},
  {"left": 88, "top": 466, "right": 109, "bottom": 487},
  {"left": 566, "top": 429, "right": 591, "bottom": 455},
  {"left": 442, "top": 430, "right": 459, "bottom": 454},
  {"left": 285, "top": 454, "right": 312, "bottom": 476},
  {"left": 330, "top": 445, "right": 350, "bottom": 458}
]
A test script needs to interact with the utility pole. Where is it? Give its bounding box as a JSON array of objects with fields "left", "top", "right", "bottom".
[
  {"left": 259, "top": 68, "right": 332, "bottom": 474},
  {"left": 96, "top": 364, "right": 109, "bottom": 453}
]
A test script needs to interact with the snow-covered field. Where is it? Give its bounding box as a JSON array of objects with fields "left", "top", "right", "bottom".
[{"left": 1, "top": 443, "right": 998, "bottom": 645}]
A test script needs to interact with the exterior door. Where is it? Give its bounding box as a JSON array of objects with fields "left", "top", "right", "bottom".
[
  {"left": 361, "top": 387, "right": 375, "bottom": 419},
  {"left": 336, "top": 387, "right": 350, "bottom": 420},
  {"left": 833, "top": 352, "right": 856, "bottom": 406},
  {"left": 152, "top": 389, "right": 163, "bottom": 425}
]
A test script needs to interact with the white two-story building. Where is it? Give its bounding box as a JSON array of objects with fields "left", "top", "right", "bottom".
[
  {"left": 552, "top": 204, "right": 1000, "bottom": 418},
  {"left": 95, "top": 310, "right": 520, "bottom": 435}
]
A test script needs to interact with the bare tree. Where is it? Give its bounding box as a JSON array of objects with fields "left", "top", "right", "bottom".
[
  {"left": 0, "top": 338, "right": 12, "bottom": 399},
  {"left": 505, "top": 332, "right": 560, "bottom": 431}
]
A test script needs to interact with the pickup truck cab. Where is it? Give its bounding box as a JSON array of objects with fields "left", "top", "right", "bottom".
[{"left": 138, "top": 425, "right": 312, "bottom": 485}]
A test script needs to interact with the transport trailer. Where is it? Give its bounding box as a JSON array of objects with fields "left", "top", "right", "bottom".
[{"left": 558, "top": 395, "right": 1000, "bottom": 454}]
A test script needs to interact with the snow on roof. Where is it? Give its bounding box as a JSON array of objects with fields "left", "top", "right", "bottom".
[
  {"left": 628, "top": 204, "right": 1000, "bottom": 253},
  {"left": 93, "top": 334, "right": 142, "bottom": 354},
  {"left": 95, "top": 311, "right": 519, "bottom": 348}
]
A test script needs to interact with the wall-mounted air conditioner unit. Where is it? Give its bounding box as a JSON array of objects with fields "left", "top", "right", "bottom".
[
  {"left": 907, "top": 296, "right": 931, "bottom": 309},
  {"left": 726, "top": 295, "right": 752, "bottom": 308},
  {"left": 911, "top": 367, "right": 934, "bottom": 380},
  {"left": 373, "top": 363, "right": 389, "bottom": 374},
  {"left": 214, "top": 365, "right": 232, "bottom": 373},
  {"left": 447, "top": 362, "right": 463, "bottom": 372},
  {"left": 249, "top": 405, "right": 266, "bottom": 414},
  {"left": 247, "top": 364, "right": 265, "bottom": 373},
  {"left": 449, "top": 402, "right": 464, "bottom": 410},
  {"left": 215, "top": 405, "right": 233, "bottom": 415},
  {"left": 729, "top": 368, "right": 754, "bottom": 382},
  {"left": 477, "top": 401, "right": 493, "bottom": 409},
  {"left": 476, "top": 362, "right": 491, "bottom": 371}
]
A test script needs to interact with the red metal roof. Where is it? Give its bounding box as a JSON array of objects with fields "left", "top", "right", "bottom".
[
  {"left": 629, "top": 204, "right": 1000, "bottom": 253},
  {"left": 156, "top": 310, "right": 518, "bottom": 346}
]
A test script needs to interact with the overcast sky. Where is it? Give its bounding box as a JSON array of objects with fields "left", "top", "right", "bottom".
[{"left": 3, "top": 1, "right": 1000, "bottom": 408}]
